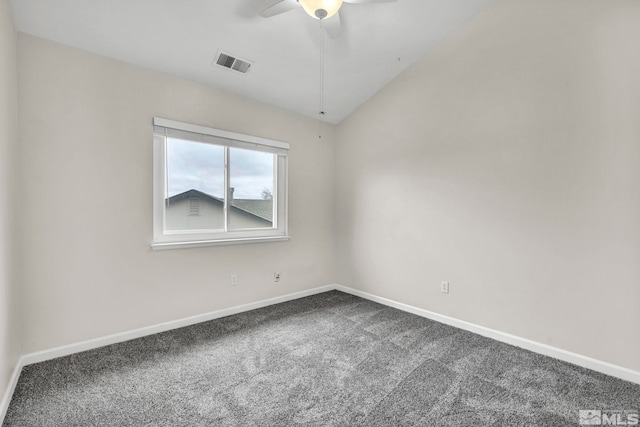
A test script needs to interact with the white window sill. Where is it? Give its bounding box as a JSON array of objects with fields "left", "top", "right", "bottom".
[{"left": 151, "top": 235, "right": 291, "bottom": 250}]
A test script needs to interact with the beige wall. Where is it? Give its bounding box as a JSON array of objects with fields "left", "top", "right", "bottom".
[
  {"left": 0, "top": 0, "right": 19, "bottom": 403},
  {"left": 336, "top": 0, "right": 640, "bottom": 372},
  {"left": 17, "top": 34, "right": 336, "bottom": 353}
]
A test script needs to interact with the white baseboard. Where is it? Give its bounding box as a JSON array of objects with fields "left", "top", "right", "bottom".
[
  {"left": 334, "top": 284, "right": 640, "bottom": 386},
  {"left": 3, "top": 282, "right": 639, "bottom": 424},
  {"left": 20, "top": 284, "right": 335, "bottom": 367},
  {"left": 0, "top": 358, "right": 23, "bottom": 423}
]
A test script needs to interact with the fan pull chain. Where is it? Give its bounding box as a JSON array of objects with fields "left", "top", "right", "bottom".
[{"left": 318, "top": 19, "right": 325, "bottom": 139}]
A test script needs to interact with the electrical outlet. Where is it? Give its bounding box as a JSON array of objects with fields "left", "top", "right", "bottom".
[
  {"left": 231, "top": 274, "right": 238, "bottom": 286},
  {"left": 440, "top": 281, "right": 449, "bottom": 294},
  {"left": 274, "top": 272, "right": 281, "bottom": 282}
]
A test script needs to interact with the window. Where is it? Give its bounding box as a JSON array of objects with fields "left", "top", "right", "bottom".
[{"left": 152, "top": 118, "right": 289, "bottom": 249}]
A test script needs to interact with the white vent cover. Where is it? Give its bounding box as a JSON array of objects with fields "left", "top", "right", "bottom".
[
  {"left": 214, "top": 51, "right": 253, "bottom": 74},
  {"left": 188, "top": 198, "right": 201, "bottom": 216}
]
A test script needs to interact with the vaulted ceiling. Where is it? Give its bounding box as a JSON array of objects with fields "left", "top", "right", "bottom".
[{"left": 10, "top": 0, "right": 494, "bottom": 123}]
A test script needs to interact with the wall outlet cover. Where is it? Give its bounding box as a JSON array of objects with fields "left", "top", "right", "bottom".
[{"left": 441, "top": 281, "right": 449, "bottom": 294}]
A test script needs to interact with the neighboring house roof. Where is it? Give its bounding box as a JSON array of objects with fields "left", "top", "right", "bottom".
[
  {"left": 166, "top": 189, "right": 273, "bottom": 223},
  {"left": 231, "top": 199, "right": 273, "bottom": 222},
  {"left": 167, "top": 189, "right": 218, "bottom": 205}
]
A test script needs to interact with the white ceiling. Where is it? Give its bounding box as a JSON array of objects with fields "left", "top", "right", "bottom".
[{"left": 10, "top": 0, "right": 494, "bottom": 124}]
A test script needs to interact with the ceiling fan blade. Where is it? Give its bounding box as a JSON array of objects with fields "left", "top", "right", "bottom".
[
  {"left": 259, "top": 0, "right": 299, "bottom": 18},
  {"left": 323, "top": 12, "right": 342, "bottom": 39},
  {"left": 342, "top": 0, "right": 397, "bottom": 3}
]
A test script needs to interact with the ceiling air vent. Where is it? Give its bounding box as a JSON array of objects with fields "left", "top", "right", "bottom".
[{"left": 214, "top": 51, "right": 253, "bottom": 74}]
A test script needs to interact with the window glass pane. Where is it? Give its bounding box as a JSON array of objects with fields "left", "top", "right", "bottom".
[
  {"left": 229, "top": 148, "right": 275, "bottom": 230},
  {"left": 165, "top": 137, "right": 224, "bottom": 231}
]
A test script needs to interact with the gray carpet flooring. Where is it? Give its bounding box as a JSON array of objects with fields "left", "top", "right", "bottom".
[{"left": 3, "top": 290, "right": 639, "bottom": 426}]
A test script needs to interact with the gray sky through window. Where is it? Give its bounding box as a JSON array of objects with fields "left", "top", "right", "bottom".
[{"left": 166, "top": 137, "right": 274, "bottom": 199}]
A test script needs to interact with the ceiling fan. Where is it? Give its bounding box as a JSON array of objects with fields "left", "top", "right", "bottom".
[{"left": 260, "top": 0, "right": 397, "bottom": 39}]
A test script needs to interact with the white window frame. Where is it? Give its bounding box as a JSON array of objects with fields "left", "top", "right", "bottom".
[{"left": 151, "top": 117, "right": 290, "bottom": 250}]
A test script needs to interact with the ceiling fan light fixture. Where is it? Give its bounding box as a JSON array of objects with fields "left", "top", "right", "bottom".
[{"left": 299, "top": 0, "right": 343, "bottom": 20}]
